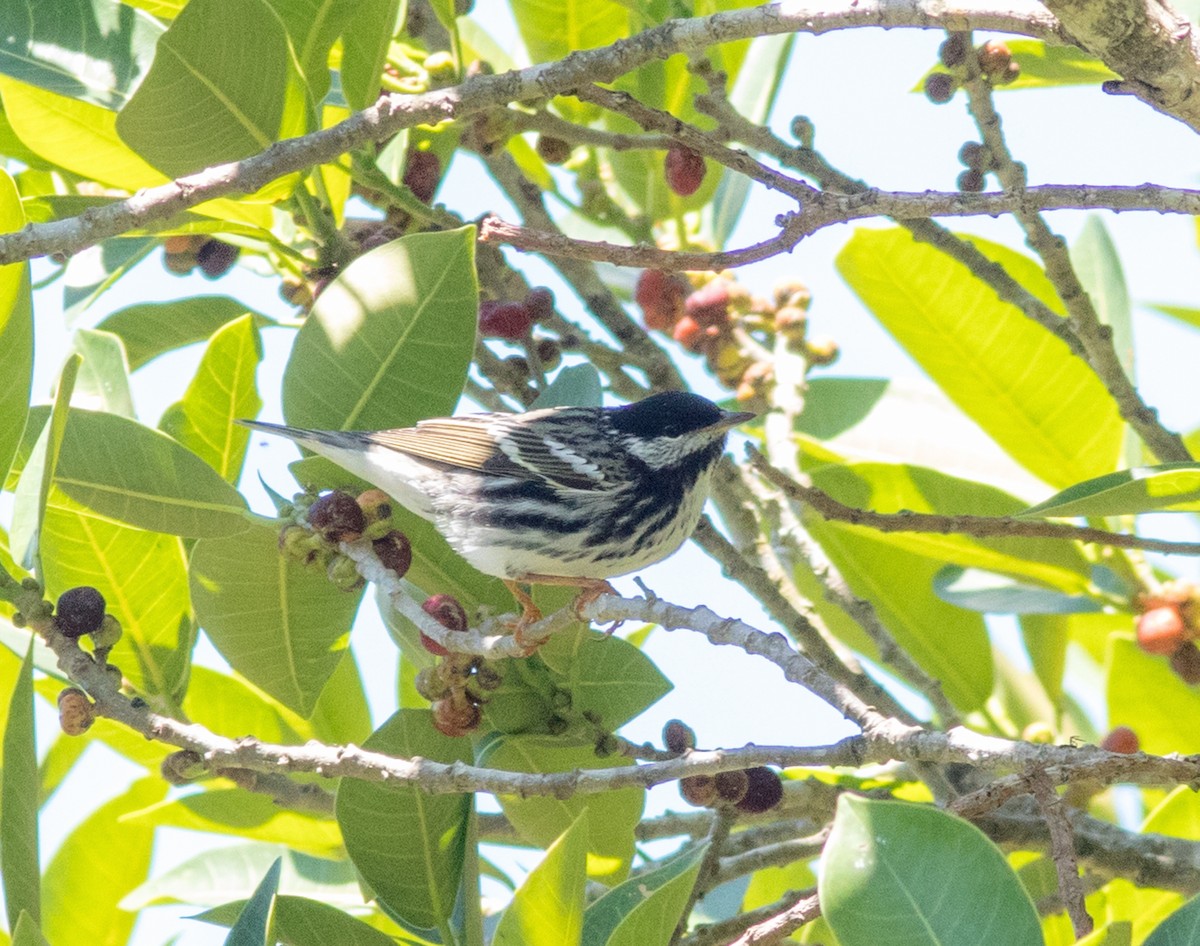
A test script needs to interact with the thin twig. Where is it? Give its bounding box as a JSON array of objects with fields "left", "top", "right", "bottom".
[
  {"left": 1028, "top": 770, "right": 1093, "bottom": 938},
  {"left": 962, "top": 67, "right": 1189, "bottom": 464},
  {"left": 482, "top": 184, "right": 1200, "bottom": 271},
  {"left": 748, "top": 446, "right": 1200, "bottom": 557}
]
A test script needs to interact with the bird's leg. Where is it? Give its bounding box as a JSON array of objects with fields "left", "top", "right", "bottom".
[
  {"left": 503, "top": 580, "right": 543, "bottom": 652},
  {"left": 516, "top": 574, "right": 624, "bottom": 636}
]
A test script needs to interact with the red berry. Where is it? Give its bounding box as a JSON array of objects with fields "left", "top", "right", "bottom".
[
  {"left": 419, "top": 632, "right": 450, "bottom": 657},
  {"left": 635, "top": 270, "right": 687, "bottom": 331},
  {"left": 736, "top": 767, "right": 784, "bottom": 813},
  {"left": 977, "top": 40, "right": 1013, "bottom": 80},
  {"left": 479, "top": 300, "right": 534, "bottom": 340},
  {"left": 672, "top": 314, "right": 705, "bottom": 351},
  {"left": 1136, "top": 605, "right": 1187, "bottom": 655},
  {"left": 1100, "top": 726, "right": 1139, "bottom": 754},
  {"left": 431, "top": 698, "right": 481, "bottom": 737},
  {"left": 1171, "top": 642, "right": 1200, "bottom": 684},
  {"left": 684, "top": 281, "right": 732, "bottom": 328},
  {"left": 308, "top": 491, "right": 367, "bottom": 541},
  {"left": 373, "top": 531, "right": 412, "bottom": 578},
  {"left": 422, "top": 594, "right": 469, "bottom": 632},
  {"left": 664, "top": 146, "right": 706, "bottom": 197},
  {"left": 403, "top": 150, "right": 442, "bottom": 203}
]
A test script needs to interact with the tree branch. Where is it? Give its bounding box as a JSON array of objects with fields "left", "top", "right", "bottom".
[
  {"left": 0, "top": 2, "right": 1064, "bottom": 265},
  {"left": 482, "top": 184, "right": 1200, "bottom": 271},
  {"left": 747, "top": 446, "right": 1200, "bottom": 558}
]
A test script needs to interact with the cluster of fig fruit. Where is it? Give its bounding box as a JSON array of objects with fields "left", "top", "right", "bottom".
[
  {"left": 478, "top": 286, "right": 563, "bottom": 379},
  {"left": 17, "top": 584, "right": 124, "bottom": 736},
  {"left": 636, "top": 270, "right": 836, "bottom": 405},
  {"left": 666, "top": 719, "right": 783, "bottom": 814},
  {"left": 162, "top": 235, "right": 241, "bottom": 279},
  {"left": 924, "top": 36, "right": 1021, "bottom": 105},
  {"left": 1134, "top": 583, "right": 1200, "bottom": 684},
  {"left": 413, "top": 594, "right": 502, "bottom": 737},
  {"left": 279, "top": 488, "right": 412, "bottom": 593}
]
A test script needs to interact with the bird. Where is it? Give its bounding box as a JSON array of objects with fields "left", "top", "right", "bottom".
[{"left": 240, "top": 391, "right": 754, "bottom": 634}]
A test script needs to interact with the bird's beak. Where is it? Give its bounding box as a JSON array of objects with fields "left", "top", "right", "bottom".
[{"left": 709, "top": 409, "right": 757, "bottom": 431}]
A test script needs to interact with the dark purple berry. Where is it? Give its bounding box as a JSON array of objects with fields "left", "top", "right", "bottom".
[{"left": 55, "top": 586, "right": 107, "bottom": 639}]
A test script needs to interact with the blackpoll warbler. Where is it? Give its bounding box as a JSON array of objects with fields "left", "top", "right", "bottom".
[{"left": 242, "top": 391, "right": 753, "bottom": 627}]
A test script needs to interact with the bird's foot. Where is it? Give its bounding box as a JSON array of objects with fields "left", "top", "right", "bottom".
[
  {"left": 503, "top": 580, "right": 543, "bottom": 654},
  {"left": 572, "top": 579, "right": 623, "bottom": 636}
]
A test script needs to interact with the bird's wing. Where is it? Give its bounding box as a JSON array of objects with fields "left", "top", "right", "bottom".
[{"left": 367, "top": 411, "right": 625, "bottom": 492}]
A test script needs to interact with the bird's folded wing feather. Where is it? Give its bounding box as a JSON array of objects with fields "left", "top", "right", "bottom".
[{"left": 365, "top": 414, "right": 622, "bottom": 491}]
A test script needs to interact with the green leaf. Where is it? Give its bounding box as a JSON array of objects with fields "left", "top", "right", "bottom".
[
  {"left": 95, "top": 296, "right": 274, "bottom": 370},
  {"left": 122, "top": 788, "right": 344, "bottom": 857},
  {"left": 51, "top": 408, "right": 250, "bottom": 538},
  {"left": 115, "top": 0, "right": 306, "bottom": 178},
  {"left": 1079, "top": 923, "right": 1132, "bottom": 946},
  {"left": 73, "top": 328, "right": 135, "bottom": 418},
  {"left": 1145, "top": 893, "right": 1200, "bottom": 946},
  {"left": 2, "top": 641, "right": 39, "bottom": 930},
  {"left": 335, "top": 709, "right": 472, "bottom": 932},
  {"left": 42, "top": 777, "right": 166, "bottom": 946},
  {"left": 510, "top": 0, "right": 626, "bottom": 66},
  {"left": 493, "top": 812, "right": 589, "bottom": 946},
  {"left": 122, "top": 844, "right": 359, "bottom": 910},
  {"left": 181, "top": 666, "right": 307, "bottom": 745},
  {"left": 269, "top": 0, "right": 352, "bottom": 109},
  {"left": 529, "top": 364, "right": 603, "bottom": 409},
  {"left": 0, "top": 79, "right": 166, "bottom": 191},
  {"left": 223, "top": 858, "right": 282, "bottom": 946},
  {"left": 1018, "top": 614, "right": 1069, "bottom": 707},
  {"left": 912, "top": 41, "right": 1117, "bottom": 93},
  {"left": 0, "top": 0, "right": 163, "bottom": 109},
  {"left": 581, "top": 845, "right": 706, "bottom": 946},
  {"left": 307, "top": 649, "right": 374, "bottom": 744},
  {"left": 282, "top": 227, "right": 478, "bottom": 431},
  {"left": 189, "top": 522, "right": 361, "bottom": 716},
  {"left": 1151, "top": 303, "right": 1200, "bottom": 333},
  {"left": 808, "top": 462, "right": 1094, "bottom": 595},
  {"left": 41, "top": 497, "right": 193, "bottom": 697},
  {"left": 159, "top": 314, "right": 263, "bottom": 483},
  {"left": 537, "top": 626, "right": 671, "bottom": 729},
  {"left": 992, "top": 40, "right": 1118, "bottom": 90},
  {"left": 1022, "top": 464, "right": 1200, "bottom": 517},
  {"left": 63, "top": 238, "right": 157, "bottom": 317},
  {"left": 790, "top": 377, "right": 1046, "bottom": 499},
  {"left": 340, "top": 0, "right": 403, "bottom": 111},
  {"left": 477, "top": 734, "right": 642, "bottom": 883},
  {"left": 1106, "top": 635, "right": 1200, "bottom": 755},
  {"left": 0, "top": 168, "right": 31, "bottom": 488},
  {"left": 933, "top": 566, "right": 1102, "bottom": 615},
  {"left": 11, "top": 354, "right": 80, "bottom": 571},
  {"left": 836, "top": 227, "right": 1123, "bottom": 488},
  {"left": 196, "top": 895, "right": 402, "bottom": 946},
  {"left": 821, "top": 797, "right": 1041, "bottom": 946}
]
